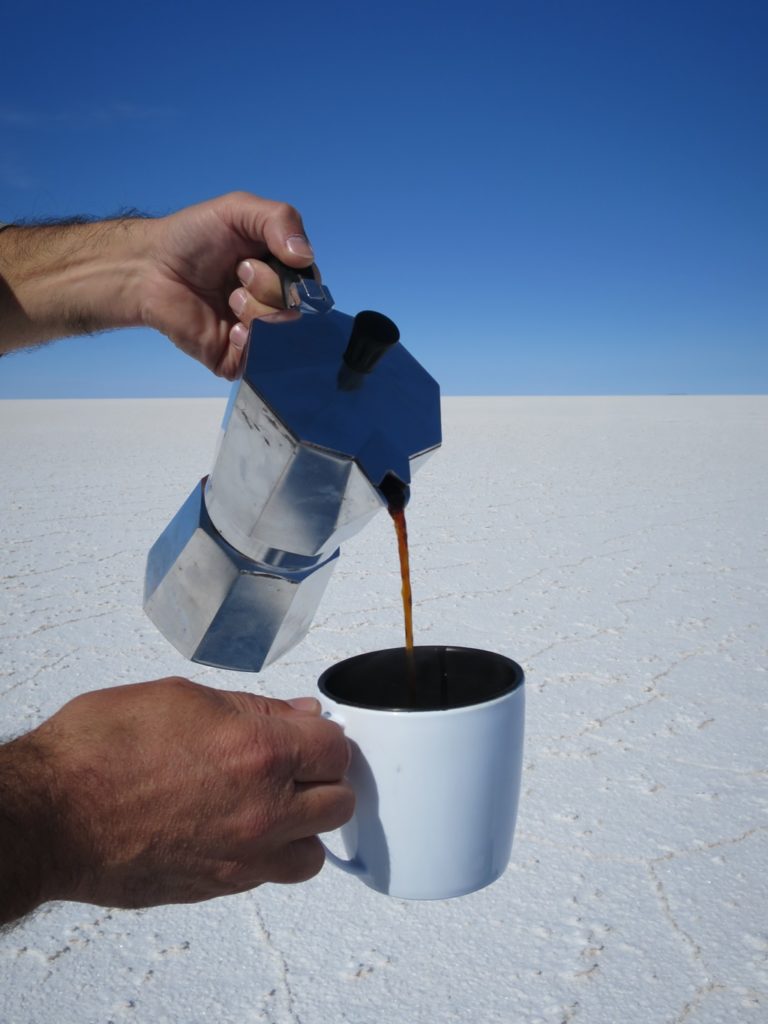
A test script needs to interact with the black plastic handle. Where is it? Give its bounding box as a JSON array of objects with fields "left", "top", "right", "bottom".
[{"left": 264, "top": 254, "right": 321, "bottom": 309}]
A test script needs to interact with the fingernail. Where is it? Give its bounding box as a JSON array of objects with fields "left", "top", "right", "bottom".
[
  {"left": 237, "top": 260, "right": 254, "bottom": 286},
  {"left": 286, "top": 234, "right": 315, "bottom": 260},
  {"left": 229, "top": 288, "right": 247, "bottom": 315},
  {"left": 230, "top": 322, "right": 248, "bottom": 351},
  {"left": 287, "top": 696, "right": 321, "bottom": 713}
]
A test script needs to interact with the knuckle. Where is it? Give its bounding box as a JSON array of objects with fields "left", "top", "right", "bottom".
[
  {"left": 252, "top": 737, "right": 289, "bottom": 780},
  {"left": 222, "top": 189, "right": 255, "bottom": 210},
  {"left": 243, "top": 795, "right": 284, "bottom": 842},
  {"left": 226, "top": 691, "right": 273, "bottom": 716},
  {"left": 286, "top": 837, "right": 325, "bottom": 883},
  {"left": 296, "top": 720, "right": 350, "bottom": 779},
  {"left": 273, "top": 200, "right": 300, "bottom": 222},
  {"left": 161, "top": 675, "right": 200, "bottom": 694}
]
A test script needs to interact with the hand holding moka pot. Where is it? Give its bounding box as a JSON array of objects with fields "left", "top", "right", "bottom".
[{"left": 144, "top": 261, "right": 442, "bottom": 672}]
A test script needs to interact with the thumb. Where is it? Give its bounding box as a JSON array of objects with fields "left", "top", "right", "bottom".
[
  {"left": 230, "top": 193, "right": 315, "bottom": 268},
  {"left": 285, "top": 696, "right": 322, "bottom": 714},
  {"left": 262, "top": 206, "right": 315, "bottom": 268},
  {"left": 253, "top": 695, "right": 322, "bottom": 717}
]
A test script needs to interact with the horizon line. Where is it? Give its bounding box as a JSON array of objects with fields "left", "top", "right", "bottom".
[{"left": 1, "top": 392, "right": 767, "bottom": 401}]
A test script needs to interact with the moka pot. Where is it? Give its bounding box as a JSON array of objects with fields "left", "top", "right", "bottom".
[{"left": 143, "top": 261, "right": 441, "bottom": 671}]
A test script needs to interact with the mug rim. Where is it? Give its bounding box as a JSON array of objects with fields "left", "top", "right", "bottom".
[{"left": 318, "top": 644, "right": 524, "bottom": 712}]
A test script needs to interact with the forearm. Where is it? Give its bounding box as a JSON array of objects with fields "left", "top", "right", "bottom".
[
  {"left": 0, "top": 732, "right": 68, "bottom": 928},
  {"left": 0, "top": 217, "right": 154, "bottom": 352}
]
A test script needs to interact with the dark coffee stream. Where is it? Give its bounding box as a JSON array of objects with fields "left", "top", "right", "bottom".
[
  {"left": 388, "top": 504, "right": 414, "bottom": 652},
  {"left": 385, "top": 486, "right": 422, "bottom": 705}
]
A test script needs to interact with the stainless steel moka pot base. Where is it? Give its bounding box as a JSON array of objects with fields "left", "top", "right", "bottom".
[{"left": 144, "top": 262, "right": 441, "bottom": 672}]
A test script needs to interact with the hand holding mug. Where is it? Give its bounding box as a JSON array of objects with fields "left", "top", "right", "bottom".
[{"left": 0, "top": 677, "right": 353, "bottom": 925}]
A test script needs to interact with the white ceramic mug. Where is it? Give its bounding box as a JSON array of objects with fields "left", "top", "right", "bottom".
[{"left": 318, "top": 645, "right": 525, "bottom": 900}]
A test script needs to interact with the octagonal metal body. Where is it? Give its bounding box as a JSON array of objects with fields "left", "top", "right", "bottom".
[{"left": 144, "top": 479, "right": 338, "bottom": 671}]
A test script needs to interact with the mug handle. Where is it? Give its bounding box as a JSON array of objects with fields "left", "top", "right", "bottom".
[
  {"left": 320, "top": 708, "right": 369, "bottom": 879},
  {"left": 321, "top": 844, "right": 368, "bottom": 877}
]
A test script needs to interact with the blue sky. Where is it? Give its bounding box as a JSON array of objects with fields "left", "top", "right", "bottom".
[{"left": 1, "top": 0, "right": 765, "bottom": 397}]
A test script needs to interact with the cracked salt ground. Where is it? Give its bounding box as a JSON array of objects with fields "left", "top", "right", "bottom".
[{"left": 1, "top": 395, "right": 767, "bottom": 1024}]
